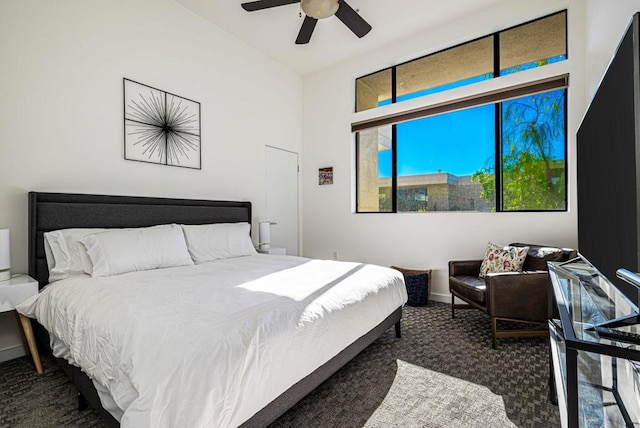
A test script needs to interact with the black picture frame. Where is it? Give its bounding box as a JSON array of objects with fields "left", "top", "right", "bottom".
[{"left": 123, "top": 78, "right": 201, "bottom": 169}]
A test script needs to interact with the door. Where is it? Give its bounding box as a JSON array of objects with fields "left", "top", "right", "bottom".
[{"left": 265, "top": 146, "right": 299, "bottom": 256}]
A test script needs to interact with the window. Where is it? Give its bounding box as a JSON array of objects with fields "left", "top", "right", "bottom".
[
  {"left": 356, "top": 69, "right": 392, "bottom": 113},
  {"left": 354, "top": 11, "right": 568, "bottom": 213},
  {"left": 394, "top": 104, "right": 495, "bottom": 212},
  {"left": 357, "top": 126, "right": 393, "bottom": 212},
  {"left": 499, "top": 11, "right": 567, "bottom": 75},
  {"left": 395, "top": 37, "right": 494, "bottom": 103},
  {"left": 355, "top": 11, "right": 567, "bottom": 112},
  {"left": 500, "top": 89, "right": 566, "bottom": 210},
  {"left": 355, "top": 83, "right": 567, "bottom": 213}
]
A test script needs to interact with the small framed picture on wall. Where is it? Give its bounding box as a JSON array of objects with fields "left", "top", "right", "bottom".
[{"left": 319, "top": 167, "right": 333, "bottom": 185}]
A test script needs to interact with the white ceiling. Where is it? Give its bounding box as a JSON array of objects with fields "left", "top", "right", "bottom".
[{"left": 174, "top": 0, "right": 513, "bottom": 75}]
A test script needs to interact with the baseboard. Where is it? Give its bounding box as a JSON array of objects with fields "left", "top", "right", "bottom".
[
  {"left": 430, "top": 293, "right": 470, "bottom": 305},
  {"left": 429, "top": 292, "right": 451, "bottom": 304},
  {"left": 0, "top": 344, "right": 26, "bottom": 364}
]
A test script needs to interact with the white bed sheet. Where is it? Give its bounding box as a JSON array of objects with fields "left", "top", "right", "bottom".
[{"left": 17, "top": 255, "right": 407, "bottom": 427}]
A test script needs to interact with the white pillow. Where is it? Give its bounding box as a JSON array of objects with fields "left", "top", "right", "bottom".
[
  {"left": 79, "top": 224, "right": 194, "bottom": 277},
  {"left": 180, "top": 223, "right": 258, "bottom": 263},
  {"left": 44, "top": 228, "right": 106, "bottom": 282}
]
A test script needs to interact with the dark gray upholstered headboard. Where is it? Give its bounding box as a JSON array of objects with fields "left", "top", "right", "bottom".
[{"left": 28, "top": 192, "right": 252, "bottom": 288}]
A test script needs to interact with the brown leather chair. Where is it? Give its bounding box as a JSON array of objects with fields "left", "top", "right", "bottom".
[{"left": 449, "top": 243, "right": 576, "bottom": 349}]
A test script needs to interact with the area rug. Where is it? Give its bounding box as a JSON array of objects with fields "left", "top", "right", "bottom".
[{"left": 364, "top": 360, "right": 517, "bottom": 427}]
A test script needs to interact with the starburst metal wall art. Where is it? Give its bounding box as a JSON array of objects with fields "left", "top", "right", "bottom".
[{"left": 124, "top": 78, "right": 201, "bottom": 169}]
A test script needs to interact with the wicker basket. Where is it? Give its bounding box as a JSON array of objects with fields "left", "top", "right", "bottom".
[{"left": 390, "top": 266, "right": 432, "bottom": 306}]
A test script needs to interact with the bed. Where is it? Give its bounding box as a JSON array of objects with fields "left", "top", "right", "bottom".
[{"left": 20, "top": 191, "right": 407, "bottom": 427}]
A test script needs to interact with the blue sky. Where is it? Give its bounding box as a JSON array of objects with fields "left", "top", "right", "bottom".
[{"left": 378, "top": 104, "right": 495, "bottom": 178}]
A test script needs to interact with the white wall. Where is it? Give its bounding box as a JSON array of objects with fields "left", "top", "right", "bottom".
[
  {"left": 0, "top": 0, "right": 302, "bottom": 360},
  {"left": 584, "top": 0, "right": 640, "bottom": 104},
  {"left": 301, "top": 0, "right": 584, "bottom": 301}
]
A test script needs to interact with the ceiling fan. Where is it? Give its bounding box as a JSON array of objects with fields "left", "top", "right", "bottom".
[{"left": 241, "top": 0, "right": 372, "bottom": 45}]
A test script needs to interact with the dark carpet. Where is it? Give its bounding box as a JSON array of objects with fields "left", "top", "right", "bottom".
[{"left": 0, "top": 302, "right": 559, "bottom": 427}]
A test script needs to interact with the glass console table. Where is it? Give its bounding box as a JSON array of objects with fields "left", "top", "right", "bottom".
[{"left": 548, "top": 255, "right": 640, "bottom": 427}]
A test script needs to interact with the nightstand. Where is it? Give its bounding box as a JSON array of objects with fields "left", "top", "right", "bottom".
[
  {"left": 257, "top": 247, "right": 287, "bottom": 255},
  {"left": 0, "top": 275, "right": 42, "bottom": 374}
]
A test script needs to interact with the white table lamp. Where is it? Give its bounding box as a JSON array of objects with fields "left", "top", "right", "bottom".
[
  {"left": 0, "top": 228, "right": 10, "bottom": 282},
  {"left": 259, "top": 221, "right": 271, "bottom": 250}
]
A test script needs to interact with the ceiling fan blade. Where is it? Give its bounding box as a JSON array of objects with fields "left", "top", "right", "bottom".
[
  {"left": 295, "top": 16, "right": 318, "bottom": 44},
  {"left": 335, "top": 1, "right": 371, "bottom": 38},
  {"left": 241, "top": 0, "right": 300, "bottom": 12}
]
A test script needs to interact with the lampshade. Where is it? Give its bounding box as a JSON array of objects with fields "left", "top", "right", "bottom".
[
  {"left": 301, "top": 0, "right": 339, "bottom": 19},
  {"left": 0, "top": 228, "right": 11, "bottom": 282},
  {"left": 259, "top": 221, "right": 271, "bottom": 250}
]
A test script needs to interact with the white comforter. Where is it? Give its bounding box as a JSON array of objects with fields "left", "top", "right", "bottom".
[{"left": 17, "top": 255, "right": 407, "bottom": 427}]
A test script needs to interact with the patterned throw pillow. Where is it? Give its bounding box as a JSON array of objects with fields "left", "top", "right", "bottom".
[{"left": 479, "top": 242, "right": 529, "bottom": 278}]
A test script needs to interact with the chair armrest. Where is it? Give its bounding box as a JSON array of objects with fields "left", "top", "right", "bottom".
[
  {"left": 485, "top": 271, "right": 549, "bottom": 323},
  {"left": 448, "top": 260, "right": 483, "bottom": 277}
]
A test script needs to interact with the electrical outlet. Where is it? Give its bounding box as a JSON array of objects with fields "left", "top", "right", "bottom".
[{"left": 332, "top": 251, "right": 338, "bottom": 261}]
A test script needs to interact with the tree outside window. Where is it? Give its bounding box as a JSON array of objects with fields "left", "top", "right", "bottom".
[{"left": 472, "top": 89, "right": 566, "bottom": 211}]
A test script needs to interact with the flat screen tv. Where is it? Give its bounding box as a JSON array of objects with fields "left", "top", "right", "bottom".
[{"left": 577, "top": 12, "right": 640, "bottom": 301}]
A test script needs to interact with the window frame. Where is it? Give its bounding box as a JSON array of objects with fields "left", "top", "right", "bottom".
[{"left": 354, "top": 10, "right": 569, "bottom": 214}]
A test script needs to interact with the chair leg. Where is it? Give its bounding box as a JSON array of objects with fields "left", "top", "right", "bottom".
[
  {"left": 491, "top": 317, "right": 497, "bottom": 349},
  {"left": 451, "top": 294, "right": 456, "bottom": 318},
  {"left": 78, "top": 392, "right": 88, "bottom": 411}
]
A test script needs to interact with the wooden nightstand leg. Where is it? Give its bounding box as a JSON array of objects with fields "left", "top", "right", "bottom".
[
  {"left": 14, "top": 312, "right": 29, "bottom": 354},
  {"left": 18, "top": 314, "right": 43, "bottom": 374}
]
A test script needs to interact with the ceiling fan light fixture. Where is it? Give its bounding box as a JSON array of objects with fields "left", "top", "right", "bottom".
[{"left": 301, "top": 0, "right": 339, "bottom": 19}]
